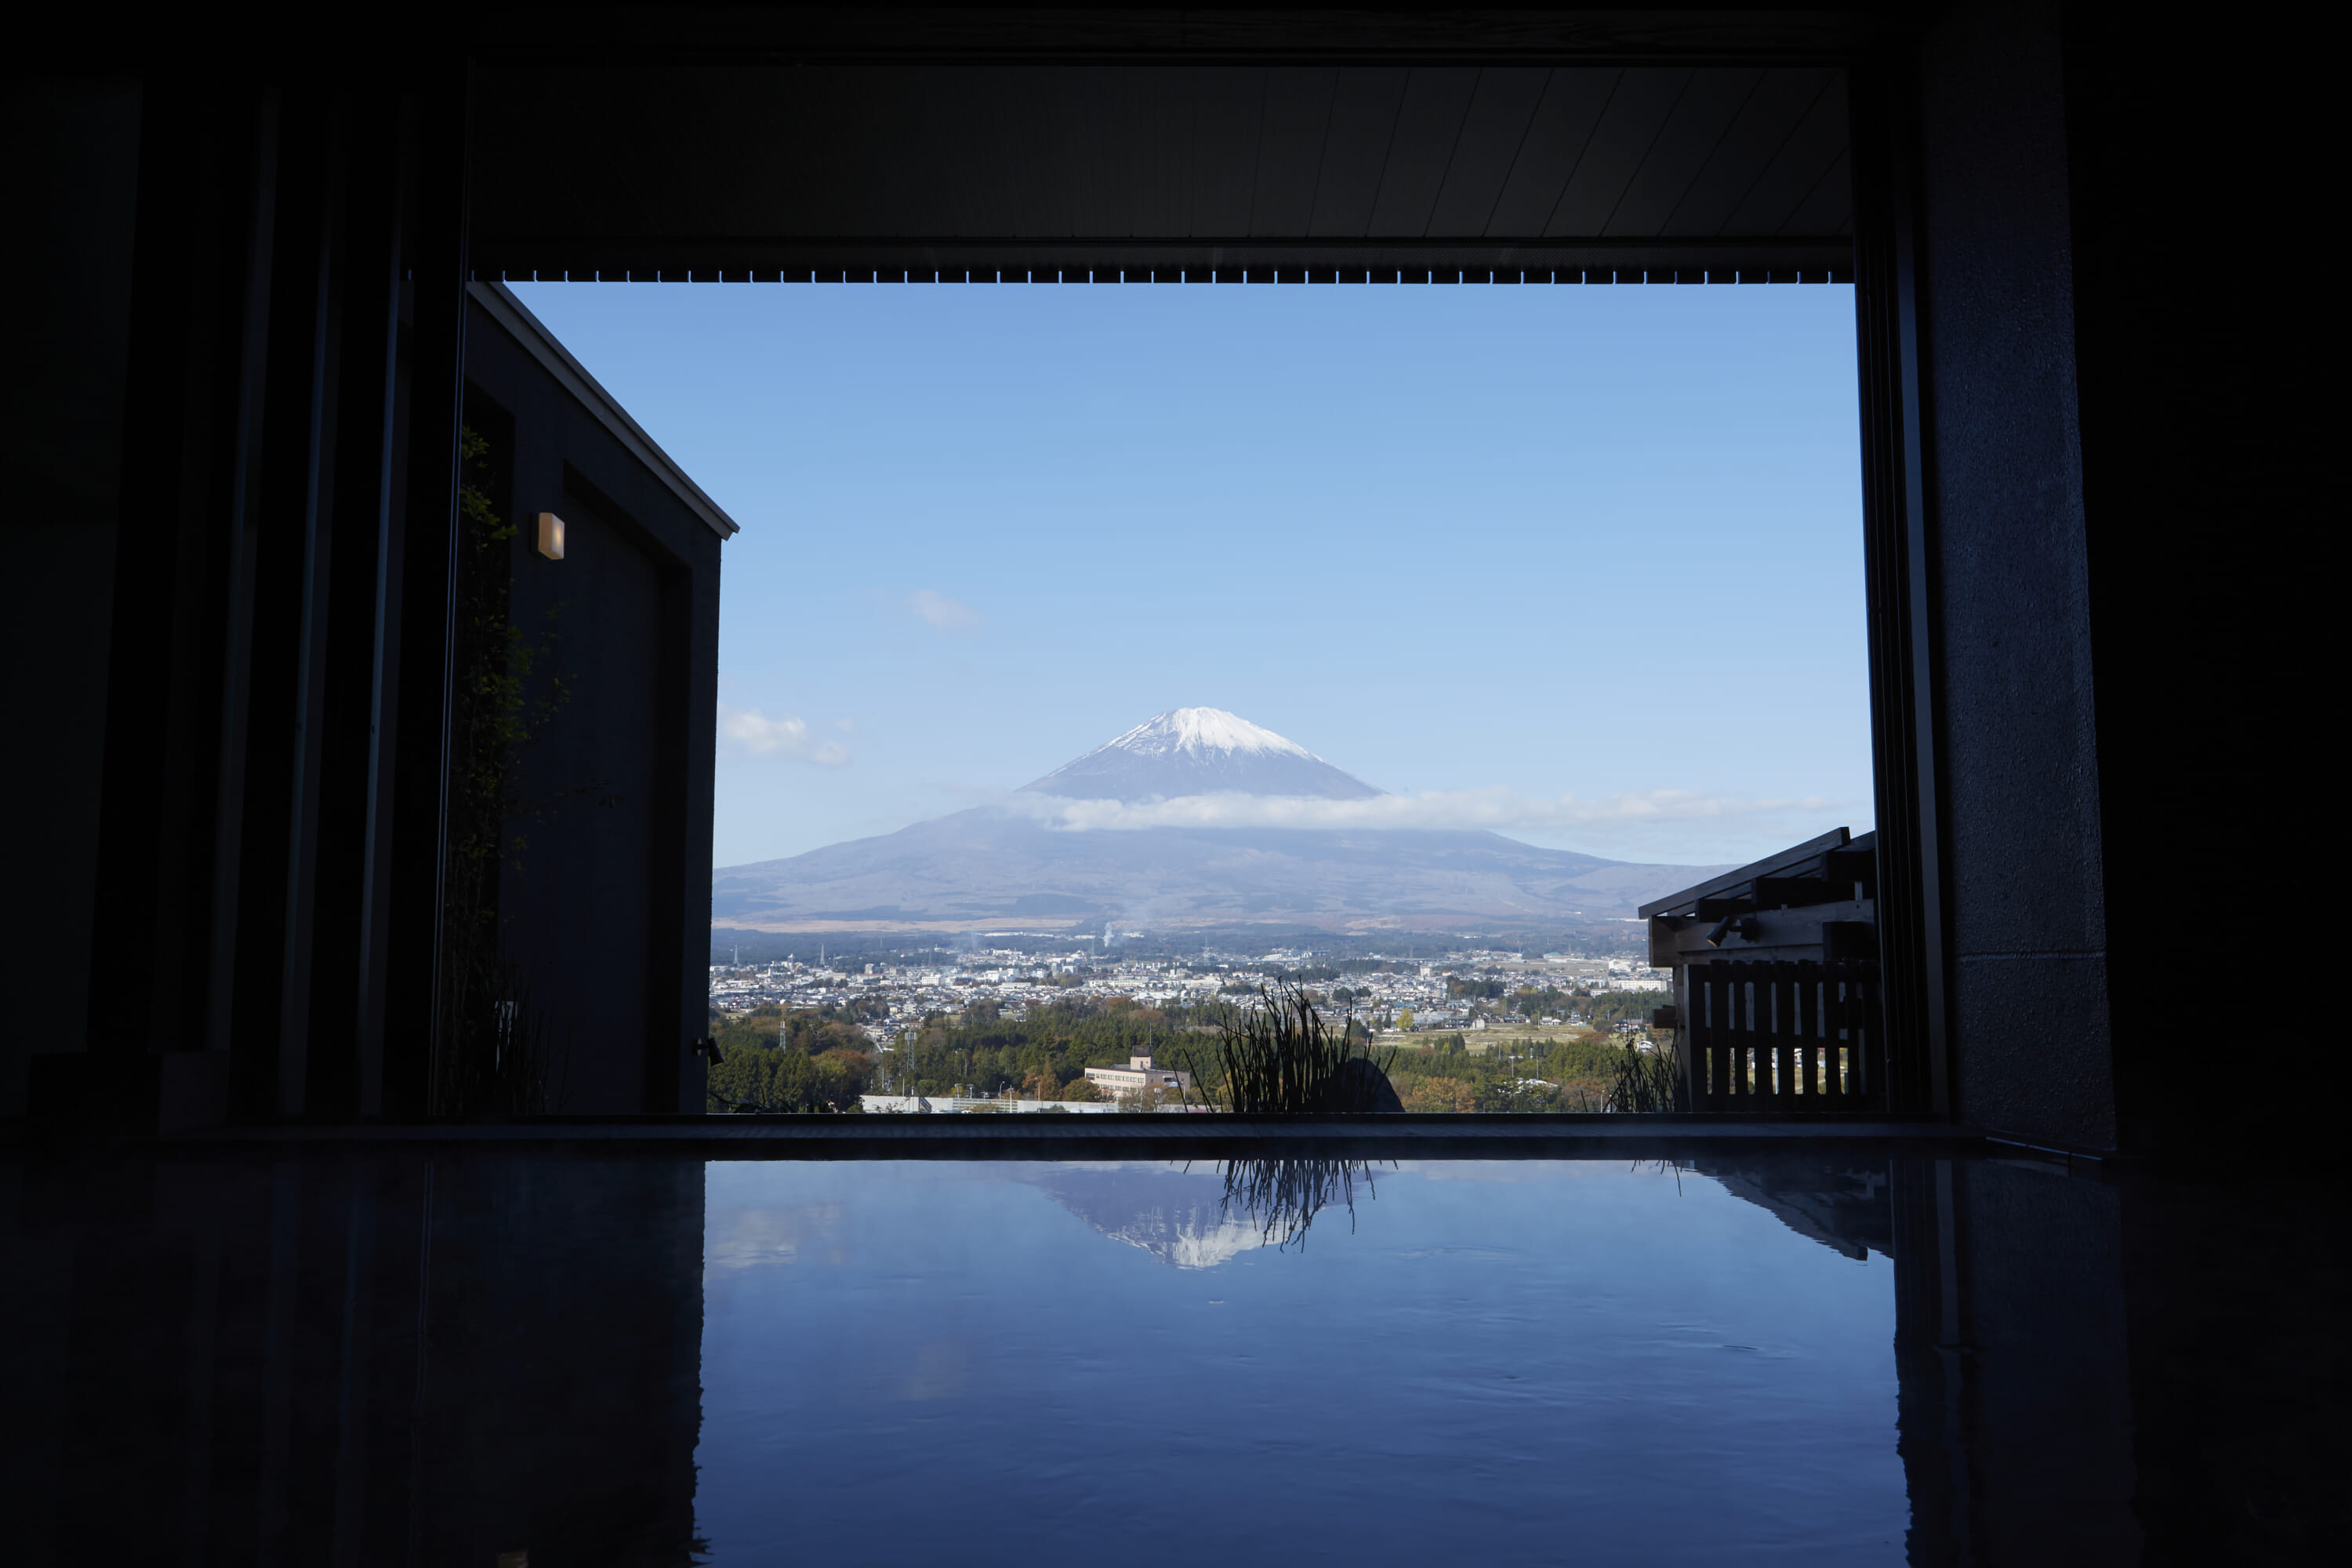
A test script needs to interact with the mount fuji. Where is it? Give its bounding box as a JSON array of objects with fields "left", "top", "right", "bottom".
[
  {"left": 711, "top": 708, "right": 1726, "bottom": 935},
  {"left": 1023, "top": 707, "right": 1381, "bottom": 803}
]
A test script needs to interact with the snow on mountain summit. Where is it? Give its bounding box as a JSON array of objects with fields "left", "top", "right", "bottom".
[
  {"left": 1106, "top": 707, "right": 1315, "bottom": 760},
  {"left": 1021, "top": 707, "right": 1381, "bottom": 803}
]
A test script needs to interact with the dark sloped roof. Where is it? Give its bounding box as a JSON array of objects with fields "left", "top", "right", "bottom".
[
  {"left": 468, "top": 281, "right": 742, "bottom": 539},
  {"left": 1639, "top": 828, "right": 1878, "bottom": 919}
]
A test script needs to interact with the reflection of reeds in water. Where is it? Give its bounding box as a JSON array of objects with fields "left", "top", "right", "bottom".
[{"left": 1208, "top": 1159, "right": 1387, "bottom": 1251}]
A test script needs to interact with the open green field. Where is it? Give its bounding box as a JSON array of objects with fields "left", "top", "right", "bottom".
[{"left": 1382, "top": 1025, "right": 1617, "bottom": 1057}]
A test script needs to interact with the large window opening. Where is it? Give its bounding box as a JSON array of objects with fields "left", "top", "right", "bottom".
[{"left": 514, "top": 277, "right": 1868, "bottom": 1112}]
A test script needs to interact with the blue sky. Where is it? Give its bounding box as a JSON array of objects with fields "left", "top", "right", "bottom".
[{"left": 511, "top": 281, "right": 1871, "bottom": 869}]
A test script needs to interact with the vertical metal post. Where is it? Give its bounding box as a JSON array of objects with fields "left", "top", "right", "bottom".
[{"left": 1849, "top": 53, "right": 1954, "bottom": 1116}]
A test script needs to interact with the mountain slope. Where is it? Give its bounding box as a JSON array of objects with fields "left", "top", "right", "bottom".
[
  {"left": 1022, "top": 707, "right": 1379, "bottom": 801},
  {"left": 713, "top": 707, "right": 1728, "bottom": 933},
  {"left": 712, "top": 807, "right": 1719, "bottom": 931}
]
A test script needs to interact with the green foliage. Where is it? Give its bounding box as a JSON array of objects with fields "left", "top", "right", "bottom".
[
  {"left": 826, "top": 997, "right": 1225, "bottom": 1102},
  {"left": 707, "top": 1040, "right": 873, "bottom": 1112},
  {"left": 1381, "top": 1033, "right": 1679, "bottom": 1114},
  {"left": 1511, "top": 984, "right": 1575, "bottom": 1018},
  {"left": 1576, "top": 989, "right": 1670, "bottom": 1029},
  {"left": 436, "top": 426, "right": 578, "bottom": 1114}
]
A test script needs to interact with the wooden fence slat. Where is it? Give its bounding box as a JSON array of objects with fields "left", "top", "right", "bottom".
[
  {"left": 1682, "top": 958, "right": 1882, "bottom": 1113},
  {"left": 1795, "top": 962, "right": 1819, "bottom": 1104},
  {"left": 1780, "top": 963, "right": 1800, "bottom": 1112}
]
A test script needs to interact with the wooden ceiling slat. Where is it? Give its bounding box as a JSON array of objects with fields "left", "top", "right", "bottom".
[
  {"left": 1366, "top": 69, "right": 1483, "bottom": 237},
  {"left": 1001, "top": 68, "right": 1076, "bottom": 238},
  {"left": 1062, "top": 69, "right": 1138, "bottom": 239},
  {"left": 1481, "top": 68, "right": 1620, "bottom": 236},
  {"left": 1185, "top": 67, "right": 1265, "bottom": 237},
  {"left": 1308, "top": 69, "right": 1409, "bottom": 237},
  {"left": 1544, "top": 69, "right": 1693, "bottom": 236},
  {"left": 1780, "top": 149, "right": 1852, "bottom": 237},
  {"left": 1119, "top": 70, "right": 1197, "bottom": 239},
  {"left": 1602, "top": 68, "right": 1765, "bottom": 236},
  {"left": 1247, "top": 67, "right": 1340, "bottom": 237},
  {"left": 1724, "top": 71, "right": 1849, "bottom": 236},
  {"left": 836, "top": 72, "right": 933, "bottom": 237},
  {"left": 895, "top": 71, "right": 994, "bottom": 241},
  {"left": 1422, "top": 69, "right": 1552, "bottom": 237},
  {"left": 1662, "top": 67, "right": 1837, "bottom": 236}
]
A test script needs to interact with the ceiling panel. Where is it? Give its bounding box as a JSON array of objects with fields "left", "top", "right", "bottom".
[
  {"left": 1541, "top": 69, "right": 1693, "bottom": 236},
  {"left": 1663, "top": 67, "right": 1838, "bottom": 235},
  {"left": 1724, "top": 74, "right": 1850, "bottom": 236},
  {"left": 1307, "top": 69, "right": 1410, "bottom": 237},
  {"left": 1365, "top": 69, "right": 1483, "bottom": 237},
  {"left": 1184, "top": 68, "right": 1265, "bottom": 236},
  {"left": 1421, "top": 69, "right": 1555, "bottom": 237},
  {"left": 1479, "top": 69, "right": 1623, "bottom": 236},
  {"left": 474, "top": 63, "right": 1853, "bottom": 279},
  {"left": 1602, "top": 67, "right": 1766, "bottom": 236},
  {"left": 1249, "top": 67, "right": 1341, "bottom": 236}
]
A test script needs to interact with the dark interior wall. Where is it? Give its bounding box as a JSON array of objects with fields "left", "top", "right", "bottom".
[
  {"left": 1911, "top": 5, "right": 2114, "bottom": 1149},
  {"left": 2059, "top": 13, "right": 2324, "bottom": 1156},
  {"left": 1901, "top": 1, "right": 2323, "bottom": 1155},
  {"left": 518, "top": 485, "right": 664, "bottom": 1112},
  {"left": 0, "top": 82, "right": 141, "bottom": 1116},
  {"left": 459, "top": 295, "right": 722, "bottom": 1115}
]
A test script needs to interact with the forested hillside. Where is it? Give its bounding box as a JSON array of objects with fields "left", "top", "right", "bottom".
[{"left": 706, "top": 994, "right": 1659, "bottom": 1112}]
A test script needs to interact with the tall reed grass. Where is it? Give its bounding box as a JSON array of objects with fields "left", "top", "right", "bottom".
[
  {"left": 1606, "top": 1036, "right": 1686, "bottom": 1113},
  {"left": 1182, "top": 983, "right": 1399, "bottom": 1112}
]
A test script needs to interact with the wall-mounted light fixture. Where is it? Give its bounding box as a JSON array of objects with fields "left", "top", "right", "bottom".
[{"left": 536, "top": 512, "right": 566, "bottom": 561}]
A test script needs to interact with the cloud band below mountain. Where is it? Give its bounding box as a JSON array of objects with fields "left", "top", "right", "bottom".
[{"left": 1005, "top": 786, "right": 1840, "bottom": 837}]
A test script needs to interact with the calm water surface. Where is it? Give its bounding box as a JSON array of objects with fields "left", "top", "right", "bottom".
[{"left": 695, "top": 1160, "right": 1905, "bottom": 1565}]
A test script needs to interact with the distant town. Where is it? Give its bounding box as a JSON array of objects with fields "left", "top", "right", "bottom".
[
  {"left": 705, "top": 937, "right": 1676, "bottom": 1114},
  {"left": 711, "top": 943, "right": 1671, "bottom": 1044}
]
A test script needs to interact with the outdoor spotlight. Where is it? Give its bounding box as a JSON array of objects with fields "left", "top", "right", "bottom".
[
  {"left": 1704, "top": 913, "right": 1762, "bottom": 947},
  {"left": 536, "top": 511, "right": 566, "bottom": 560}
]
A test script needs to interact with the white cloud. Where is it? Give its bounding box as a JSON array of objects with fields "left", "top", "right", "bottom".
[
  {"left": 1004, "top": 786, "right": 1838, "bottom": 838},
  {"left": 907, "top": 589, "right": 981, "bottom": 633},
  {"left": 718, "top": 704, "right": 851, "bottom": 766}
]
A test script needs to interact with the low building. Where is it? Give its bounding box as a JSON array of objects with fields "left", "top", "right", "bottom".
[
  {"left": 1640, "top": 828, "right": 1883, "bottom": 1112},
  {"left": 1083, "top": 1052, "right": 1194, "bottom": 1100}
]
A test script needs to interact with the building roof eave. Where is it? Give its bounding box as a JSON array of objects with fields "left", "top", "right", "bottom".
[{"left": 467, "top": 280, "right": 742, "bottom": 540}]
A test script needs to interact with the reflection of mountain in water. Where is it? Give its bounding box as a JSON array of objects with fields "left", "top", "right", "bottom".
[{"left": 1028, "top": 1164, "right": 1264, "bottom": 1270}]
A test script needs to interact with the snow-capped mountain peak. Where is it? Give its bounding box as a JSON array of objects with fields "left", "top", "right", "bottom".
[
  {"left": 1105, "top": 707, "right": 1315, "bottom": 760},
  {"left": 1021, "top": 707, "right": 1382, "bottom": 803}
]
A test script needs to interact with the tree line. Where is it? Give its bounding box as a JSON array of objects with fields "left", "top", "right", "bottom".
[{"left": 705, "top": 996, "right": 1230, "bottom": 1112}]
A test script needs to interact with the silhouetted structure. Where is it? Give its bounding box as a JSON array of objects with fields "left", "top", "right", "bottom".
[
  {"left": 1648, "top": 829, "right": 1885, "bottom": 1111},
  {"left": 2, "top": 5, "right": 2322, "bottom": 1156}
]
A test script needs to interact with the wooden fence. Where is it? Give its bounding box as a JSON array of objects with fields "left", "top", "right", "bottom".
[{"left": 1683, "top": 960, "right": 1882, "bottom": 1113}]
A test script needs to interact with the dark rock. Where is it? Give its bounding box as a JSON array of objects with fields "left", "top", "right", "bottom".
[{"left": 1322, "top": 1056, "right": 1404, "bottom": 1112}]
